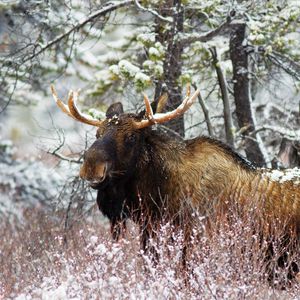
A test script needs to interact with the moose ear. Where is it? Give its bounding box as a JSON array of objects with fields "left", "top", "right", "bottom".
[
  {"left": 106, "top": 102, "right": 124, "bottom": 118},
  {"left": 137, "top": 93, "right": 169, "bottom": 118},
  {"left": 155, "top": 93, "right": 168, "bottom": 113}
]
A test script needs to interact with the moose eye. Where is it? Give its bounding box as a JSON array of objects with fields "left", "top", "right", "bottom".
[
  {"left": 96, "top": 132, "right": 103, "bottom": 139},
  {"left": 125, "top": 134, "right": 136, "bottom": 144}
]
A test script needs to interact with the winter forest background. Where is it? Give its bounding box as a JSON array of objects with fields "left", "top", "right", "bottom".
[{"left": 1, "top": 0, "right": 300, "bottom": 298}]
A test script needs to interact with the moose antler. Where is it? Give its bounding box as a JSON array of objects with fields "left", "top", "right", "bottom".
[
  {"left": 51, "top": 84, "right": 200, "bottom": 129},
  {"left": 50, "top": 85, "right": 103, "bottom": 127},
  {"left": 134, "top": 87, "right": 200, "bottom": 129}
]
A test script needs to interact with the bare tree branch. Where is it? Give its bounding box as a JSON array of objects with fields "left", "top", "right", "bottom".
[
  {"left": 248, "top": 45, "right": 300, "bottom": 80},
  {"left": 0, "top": 67, "right": 19, "bottom": 113},
  {"left": 192, "top": 83, "right": 214, "bottom": 137},
  {"left": 48, "top": 150, "right": 82, "bottom": 164},
  {"left": 46, "top": 124, "right": 82, "bottom": 164}
]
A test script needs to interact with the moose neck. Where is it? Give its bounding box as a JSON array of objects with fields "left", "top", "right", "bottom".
[{"left": 134, "top": 131, "right": 257, "bottom": 215}]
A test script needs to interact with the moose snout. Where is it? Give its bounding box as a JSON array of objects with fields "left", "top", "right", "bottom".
[{"left": 79, "top": 161, "right": 111, "bottom": 188}]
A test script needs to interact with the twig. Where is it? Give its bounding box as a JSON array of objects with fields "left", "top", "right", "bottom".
[
  {"left": 49, "top": 150, "right": 82, "bottom": 164},
  {"left": 192, "top": 83, "right": 214, "bottom": 137},
  {"left": 160, "top": 124, "right": 184, "bottom": 140},
  {"left": 46, "top": 125, "right": 83, "bottom": 164},
  {"left": 235, "top": 125, "right": 251, "bottom": 137},
  {"left": 251, "top": 45, "right": 300, "bottom": 81},
  {"left": 0, "top": 67, "right": 19, "bottom": 114}
]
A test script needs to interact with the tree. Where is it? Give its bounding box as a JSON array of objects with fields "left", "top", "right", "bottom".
[{"left": 230, "top": 21, "right": 266, "bottom": 166}]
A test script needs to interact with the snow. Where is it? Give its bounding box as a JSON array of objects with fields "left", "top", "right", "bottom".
[
  {"left": 134, "top": 72, "right": 151, "bottom": 84},
  {"left": 149, "top": 47, "right": 160, "bottom": 58},
  {"left": 1, "top": 2, "right": 300, "bottom": 298},
  {"left": 78, "top": 51, "right": 99, "bottom": 67},
  {"left": 118, "top": 60, "right": 140, "bottom": 77},
  {"left": 0, "top": 145, "right": 62, "bottom": 219},
  {"left": 0, "top": 139, "right": 91, "bottom": 220},
  {"left": 265, "top": 168, "right": 300, "bottom": 183},
  {"left": 109, "top": 64, "right": 120, "bottom": 76},
  {"left": 137, "top": 33, "right": 156, "bottom": 45}
]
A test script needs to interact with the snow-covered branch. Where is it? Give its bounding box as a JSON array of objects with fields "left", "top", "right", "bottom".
[
  {"left": 134, "top": 0, "right": 172, "bottom": 23},
  {"left": 22, "top": 0, "right": 134, "bottom": 63}
]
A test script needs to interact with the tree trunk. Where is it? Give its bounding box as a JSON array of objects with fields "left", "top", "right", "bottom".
[
  {"left": 154, "top": 0, "right": 184, "bottom": 137},
  {"left": 230, "top": 22, "right": 266, "bottom": 166},
  {"left": 272, "top": 138, "right": 300, "bottom": 169}
]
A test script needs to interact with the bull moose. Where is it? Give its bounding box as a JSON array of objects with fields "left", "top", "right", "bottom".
[{"left": 51, "top": 85, "right": 300, "bottom": 284}]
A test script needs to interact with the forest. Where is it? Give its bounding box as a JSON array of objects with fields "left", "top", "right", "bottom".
[{"left": 1, "top": 0, "right": 300, "bottom": 298}]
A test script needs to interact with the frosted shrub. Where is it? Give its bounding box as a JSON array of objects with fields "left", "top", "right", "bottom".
[{"left": 1, "top": 207, "right": 299, "bottom": 299}]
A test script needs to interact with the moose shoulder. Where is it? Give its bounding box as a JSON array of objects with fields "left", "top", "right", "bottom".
[{"left": 51, "top": 85, "right": 300, "bottom": 282}]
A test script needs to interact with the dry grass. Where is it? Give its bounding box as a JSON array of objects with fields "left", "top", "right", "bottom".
[{"left": 0, "top": 207, "right": 299, "bottom": 299}]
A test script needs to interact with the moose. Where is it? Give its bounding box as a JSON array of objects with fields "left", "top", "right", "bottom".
[{"left": 51, "top": 85, "right": 300, "bottom": 284}]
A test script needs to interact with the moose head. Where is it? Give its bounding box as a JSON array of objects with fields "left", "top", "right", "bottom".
[{"left": 50, "top": 85, "right": 200, "bottom": 190}]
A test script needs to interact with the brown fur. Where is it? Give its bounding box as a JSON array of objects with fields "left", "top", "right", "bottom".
[{"left": 78, "top": 103, "right": 300, "bottom": 284}]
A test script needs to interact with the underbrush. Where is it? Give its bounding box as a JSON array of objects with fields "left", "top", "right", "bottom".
[{"left": 0, "top": 208, "right": 299, "bottom": 299}]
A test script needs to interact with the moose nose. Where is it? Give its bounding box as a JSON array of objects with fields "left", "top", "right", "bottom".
[{"left": 79, "top": 161, "right": 110, "bottom": 183}]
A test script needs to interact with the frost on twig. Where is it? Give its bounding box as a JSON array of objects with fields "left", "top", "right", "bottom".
[{"left": 45, "top": 124, "right": 83, "bottom": 164}]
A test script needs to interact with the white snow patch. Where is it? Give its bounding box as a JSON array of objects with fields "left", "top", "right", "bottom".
[
  {"left": 118, "top": 60, "right": 140, "bottom": 77},
  {"left": 264, "top": 168, "right": 300, "bottom": 183},
  {"left": 134, "top": 72, "right": 151, "bottom": 84},
  {"left": 149, "top": 47, "right": 160, "bottom": 57}
]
